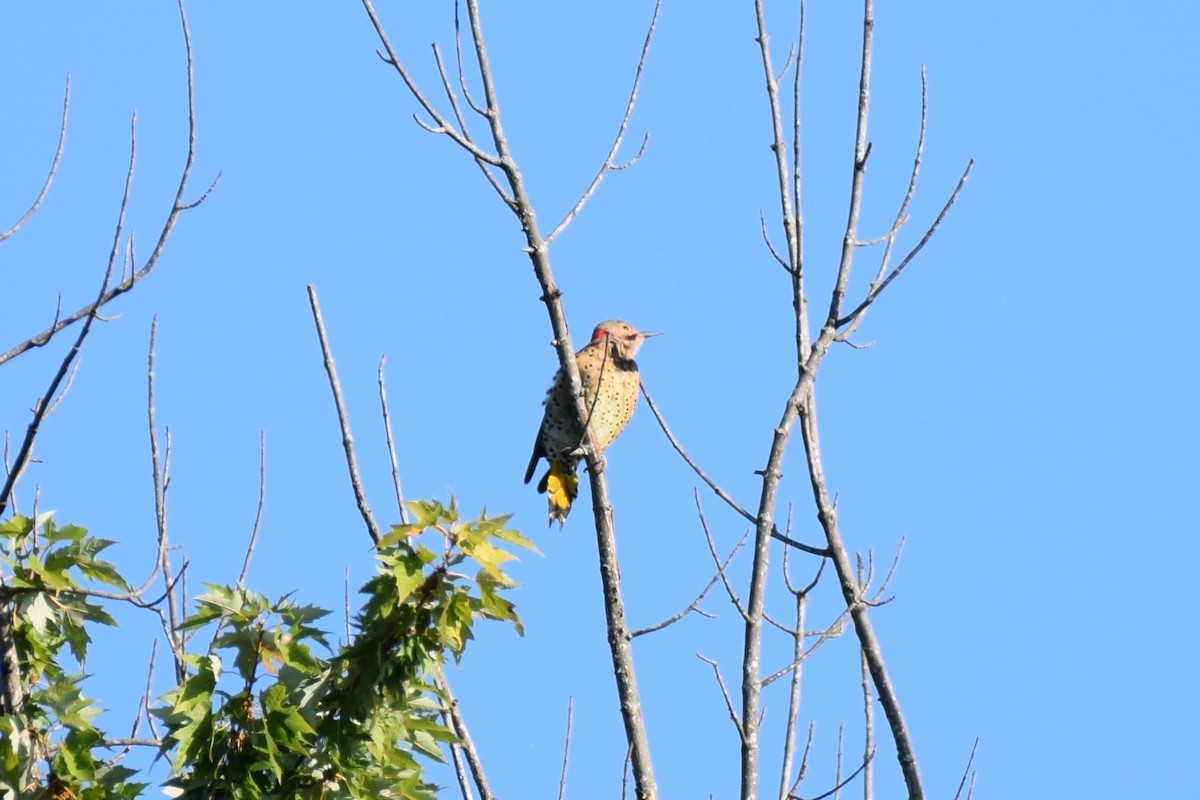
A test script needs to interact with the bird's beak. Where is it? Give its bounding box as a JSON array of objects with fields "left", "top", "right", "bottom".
[{"left": 641, "top": 331, "right": 662, "bottom": 339}]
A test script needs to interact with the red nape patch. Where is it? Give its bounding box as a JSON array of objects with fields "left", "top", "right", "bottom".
[{"left": 591, "top": 328, "right": 609, "bottom": 342}]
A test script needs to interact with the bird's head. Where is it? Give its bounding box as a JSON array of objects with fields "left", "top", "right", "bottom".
[{"left": 590, "top": 319, "right": 660, "bottom": 361}]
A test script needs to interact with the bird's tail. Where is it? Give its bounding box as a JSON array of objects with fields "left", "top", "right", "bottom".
[{"left": 539, "top": 458, "right": 579, "bottom": 527}]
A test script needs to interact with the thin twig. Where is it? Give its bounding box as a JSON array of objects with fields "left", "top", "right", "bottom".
[
  {"left": 202, "top": 432, "right": 269, "bottom": 652},
  {"left": 0, "top": 0, "right": 216, "bottom": 367},
  {"left": 787, "top": 721, "right": 817, "bottom": 799},
  {"left": 102, "top": 738, "right": 161, "bottom": 749},
  {"left": 952, "top": 739, "right": 980, "bottom": 800},
  {"left": 630, "top": 531, "right": 743, "bottom": 637},
  {"left": 0, "top": 74, "right": 69, "bottom": 243},
  {"left": 0, "top": 204, "right": 118, "bottom": 517},
  {"left": 696, "top": 492, "right": 749, "bottom": 620},
  {"left": 798, "top": 388, "right": 921, "bottom": 793},
  {"left": 431, "top": 41, "right": 510, "bottom": 204},
  {"left": 141, "top": 640, "right": 161, "bottom": 740},
  {"left": 861, "top": 650, "right": 874, "bottom": 800},
  {"left": 621, "top": 745, "right": 632, "bottom": 800},
  {"left": 697, "top": 654, "right": 744, "bottom": 741},
  {"left": 788, "top": 747, "right": 874, "bottom": 800},
  {"left": 557, "top": 696, "right": 574, "bottom": 800},
  {"left": 760, "top": 209, "right": 792, "bottom": 273},
  {"left": 437, "top": 666, "right": 496, "bottom": 800},
  {"left": 761, "top": 614, "right": 849, "bottom": 687},
  {"left": 359, "top": 0, "right": 503, "bottom": 166},
  {"left": 642, "top": 383, "right": 827, "bottom": 557},
  {"left": 111, "top": 641, "right": 161, "bottom": 763},
  {"left": 822, "top": 0, "right": 874, "bottom": 329},
  {"left": 377, "top": 356, "right": 409, "bottom": 524},
  {"left": 444, "top": 699, "right": 474, "bottom": 800},
  {"left": 307, "top": 285, "right": 381, "bottom": 545},
  {"left": 777, "top": 574, "right": 808, "bottom": 800},
  {"left": 238, "top": 432, "right": 267, "bottom": 586},
  {"left": 41, "top": 357, "right": 81, "bottom": 417},
  {"left": 545, "top": 0, "right": 661, "bottom": 243},
  {"left": 147, "top": 320, "right": 186, "bottom": 682},
  {"left": 835, "top": 159, "right": 974, "bottom": 328},
  {"left": 790, "top": 0, "right": 807, "bottom": 285},
  {"left": 452, "top": 3, "right": 487, "bottom": 117}
]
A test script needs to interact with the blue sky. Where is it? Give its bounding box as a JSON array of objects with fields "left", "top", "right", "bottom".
[{"left": 2, "top": 2, "right": 1197, "bottom": 798}]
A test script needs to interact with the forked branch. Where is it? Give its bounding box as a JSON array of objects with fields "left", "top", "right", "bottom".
[
  {"left": 746, "top": 0, "right": 973, "bottom": 797},
  {"left": 0, "top": 0, "right": 218, "bottom": 368},
  {"left": 545, "top": 0, "right": 661, "bottom": 243}
]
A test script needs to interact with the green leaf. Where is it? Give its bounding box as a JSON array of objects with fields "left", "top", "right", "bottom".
[
  {"left": 492, "top": 525, "right": 541, "bottom": 555},
  {"left": 24, "top": 592, "right": 57, "bottom": 635},
  {"left": 33, "top": 510, "right": 56, "bottom": 532},
  {"left": 0, "top": 515, "right": 34, "bottom": 537},
  {"left": 391, "top": 557, "right": 426, "bottom": 605},
  {"left": 45, "top": 523, "right": 88, "bottom": 543}
]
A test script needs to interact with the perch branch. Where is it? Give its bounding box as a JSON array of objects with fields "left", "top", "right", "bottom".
[{"left": 360, "top": 2, "right": 661, "bottom": 794}]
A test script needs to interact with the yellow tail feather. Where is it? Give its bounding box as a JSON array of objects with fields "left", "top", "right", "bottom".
[{"left": 543, "top": 459, "right": 579, "bottom": 527}]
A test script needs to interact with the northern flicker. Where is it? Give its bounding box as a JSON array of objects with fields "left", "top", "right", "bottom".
[{"left": 524, "top": 319, "right": 659, "bottom": 526}]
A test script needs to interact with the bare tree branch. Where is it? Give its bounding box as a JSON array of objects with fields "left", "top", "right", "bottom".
[
  {"left": 861, "top": 650, "right": 874, "bottom": 800},
  {"left": 697, "top": 493, "right": 749, "bottom": 621},
  {"left": 952, "top": 739, "right": 980, "bottom": 800},
  {"left": 786, "top": 721, "right": 817, "bottom": 800},
  {"left": 452, "top": 5, "right": 487, "bottom": 118},
  {"left": 0, "top": 74, "right": 69, "bottom": 244},
  {"left": 797, "top": 387, "right": 921, "bottom": 794},
  {"left": 790, "top": 0, "right": 807, "bottom": 276},
  {"left": 0, "top": 0, "right": 217, "bottom": 367},
  {"left": 430, "top": 40, "right": 511, "bottom": 205},
  {"left": 777, "top": 574, "right": 809, "bottom": 800},
  {"left": 448, "top": 2, "right": 661, "bottom": 794},
  {"left": 545, "top": 0, "right": 660, "bottom": 243},
  {"left": 147, "top": 319, "right": 186, "bottom": 682},
  {"left": 698, "top": 654, "right": 744, "bottom": 741},
  {"left": 109, "top": 641, "right": 164, "bottom": 763},
  {"left": 1, "top": 204, "right": 118, "bottom": 517},
  {"left": 307, "top": 285, "right": 382, "bottom": 546},
  {"left": 557, "top": 696, "right": 574, "bottom": 800},
  {"left": 238, "top": 432, "right": 267, "bottom": 586},
  {"left": 787, "top": 746, "right": 873, "bottom": 800},
  {"left": 359, "top": 0, "right": 503, "bottom": 166},
  {"left": 747, "top": 0, "right": 975, "bottom": 795},
  {"left": 835, "top": 158, "right": 974, "bottom": 329},
  {"left": 641, "top": 383, "right": 827, "bottom": 557},
  {"left": 760, "top": 209, "right": 792, "bottom": 273},
  {"left": 761, "top": 617, "right": 848, "bottom": 687},
  {"left": 437, "top": 665, "right": 496, "bottom": 800},
  {"left": 823, "top": 0, "right": 875, "bottom": 329},
  {"left": 377, "top": 355, "right": 409, "bottom": 525},
  {"left": 630, "top": 529, "right": 743, "bottom": 638}
]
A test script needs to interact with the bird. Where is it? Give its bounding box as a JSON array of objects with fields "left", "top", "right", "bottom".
[{"left": 524, "top": 319, "right": 659, "bottom": 526}]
